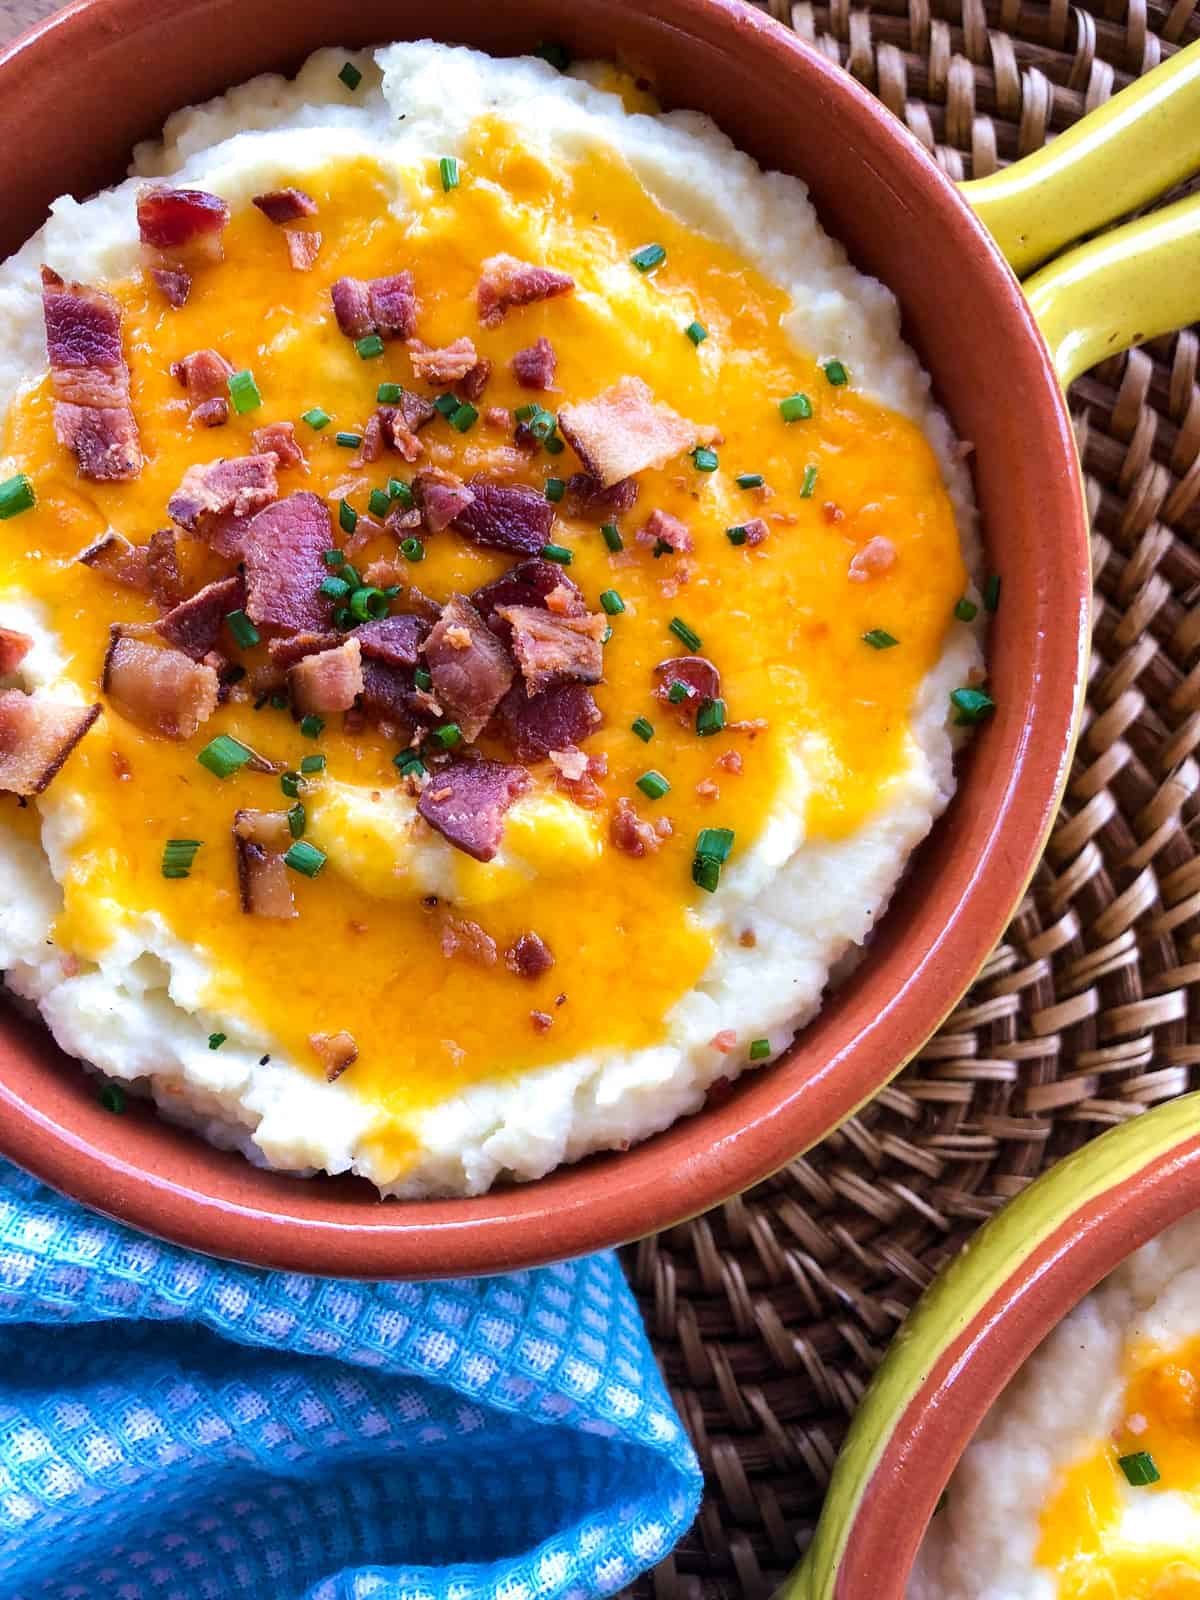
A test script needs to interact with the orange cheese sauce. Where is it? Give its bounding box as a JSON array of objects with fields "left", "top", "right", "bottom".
[
  {"left": 1037, "top": 1336, "right": 1200, "bottom": 1599},
  {"left": 0, "top": 115, "right": 966, "bottom": 1158}
]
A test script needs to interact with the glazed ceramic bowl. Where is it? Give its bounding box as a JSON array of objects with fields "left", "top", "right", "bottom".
[
  {"left": 0, "top": 0, "right": 1186, "bottom": 1276},
  {"left": 789, "top": 1092, "right": 1200, "bottom": 1599}
]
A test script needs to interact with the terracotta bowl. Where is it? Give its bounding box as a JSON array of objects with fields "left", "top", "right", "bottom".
[
  {"left": 788, "top": 1092, "right": 1200, "bottom": 1600},
  {"left": 0, "top": 0, "right": 1087, "bottom": 1276}
]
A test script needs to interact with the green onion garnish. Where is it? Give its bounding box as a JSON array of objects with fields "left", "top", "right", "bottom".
[
  {"left": 696, "top": 698, "right": 726, "bottom": 736},
  {"left": 1118, "top": 1452, "right": 1160, "bottom": 1487},
  {"left": 281, "top": 771, "right": 301, "bottom": 798},
  {"left": 439, "top": 156, "right": 460, "bottom": 192},
  {"left": 389, "top": 478, "right": 413, "bottom": 508},
  {"left": 632, "top": 717, "right": 654, "bottom": 742},
  {"left": 338, "top": 60, "right": 362, "bottom": 90},
  {"left": 542, "top": 543, "right": 572, "bottom": 565},
  {"left": 377, "top": 382, "right": 403, "bottom": 405},
  {"left": 225, "top": 610, "right": 259, "bottom": 649},
  {"left": 726, "top": 526, "right": 747, "bottom": 547},
  {"left": 401, "top": 537, "right": 425, "bottom": 562},
  {"left": 338, "top": 499, "right": 357, "bottom": 534},
  {"left": 0, "top": 473, "right": 35, "bottom": 518},
  {"left": 450, "top": 401, "right": 479, "bottom": 433},
  {"left": 341, "top": 563, "right": 361, "bottom": 588},
  {"left": 320, "top": 575, "right": 349, "bottom": 599},
  {"left": 356, "top": 335, "right": 384, "bottom": 361},
  {"left": 368, "top": 488, "right": 391, "bottom": 518},
  {"left": 749, "top": 1038, "right": 770, "bottom": 1060},
  {"left": 955, "top": 597, "right": 978, "bottom": 622},
  {"left": 601, "top": 625, "right": 613, "bottom": 645},
  {"left": 350, "top": 586, "right": 387, "bottom": 622},
  {"left": 162, "top": 838, "right": 202, "bottom": 879},
  {"left": 270, "top": 693, "right": 289, "bottom": 711},
  {"left": 302, "top": 408, "right": 331, "bottom": 431},
  {"left": 299, "top": 714, "right": 324, "bottom": 739},
  {"left": 434, "top": 392, "right": 459, "bottom": 418},
  {"left": 696, "top": 828, "right": 734, "bottom": 861},
  {"left": 779, "top": 393, "right": 812, "bottom": 423},
  {"left": 801, "top": 464, "right": 819, "bottom": 498},
  {"left": 322, "top": 548, "right": 344, "bottom": 569},
  {"left": 863, "top": 629, "right": 898, "bottom": 650},
  {"left": 631, "top": 243, "right": 666, "bottom": 273},
  {"left": 208, "top": 1032, "right": 226, "bottom": 1050},
  {"left": 300, "top": 754, "right": 325, "bottom": 774},
  {"left": 736, "top": 473, "right": 764, "bottom": 490},
  {"left": 414, "top": 667, "right": 433, "bottom": 691},
  {"left": 950, "top": 687, "right": 995, "bottom": 725},
  {"left": 984, "top": 574, "right": 1002, "bottom": 612},
  {"left": 692, "top": 446, "right": 719, "bottom": 472},
  {"left": 534, "top": 40, "right": 571, "bottom": 69},
  {"left": 433, "top": 723, "right": 462, "bottom": 750},
  {"left": 667, "top": 682, "right": 689, "bottom": 705},
  {"left": 287, "top": 802, "right": 306, "bottom": 839},
  {"left": 227, "top": 369, "right": 262, "bottom": 414},
  {"left": 693, "top": 855, "right": 720, "bottom": 892},
  {"left": 284, "top": 840, "right": 326, "bottom": 878},
  {"left": 601, "top": 523, "right": 623, "bottom": 552},
  {"left": 394, "top": 750, "right": 425, "bottom": 777},
  {"left": 600, "top": 589, "right": 625, "bottom": 616},
  {"left": 197, "top": 734, "right": 253, "bottom": 780},
  {"left": 335, "top": 431, "right": 362, "bottom": 449},
  {"left": 823, "top": 358, "right": 849, "bottom": 386},
  {"left": 98, "top": 1082, "right": 126, "bottom": 1114},
  {"left": 685, "top": 321, "right": 708, "bottom": 346},
  {"left": 637, "top": 770, "right": 670, "bottom": 801},
  {"left": 670, "top": 616, "right": 702, "bottom": 651},
  {"left": 544, "top": 478, "right": 565, "bottom": 503}
]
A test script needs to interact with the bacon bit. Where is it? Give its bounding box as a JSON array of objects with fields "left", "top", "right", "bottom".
[
  {"left": 0, "top": 691, "right": 100, "bottom": 795},
  {"left": 285, "top": 230, "right": 322, "bottom": 272},
  {"left": 356, "top": 395, "right": 437, "bottom": 467},
  {"left": 498, "top": 606, "right": 605, "bottom": 696},
  {"left": 363, "top": 559, "right": 406, "bottom": 590},
  {"left": 241, "top": 492, "right": 335, "bottom": 635},
  {"left": 309, "top": 1030, "right": 358, "bottom": 1082},
  {"left": 505, "top": 931, "right": 555, "bottom": 979},
  {"left": 548, "top": 746, "right": 588, "bottom": 781},
  {"left": 637, "top": 508, "right": 693, "bottom": 555},
  {"left": 172, "top": 348, "right": 235, "bottom": 428},
  {"left": 711, "top": 1029, "right": 737, "bottom": 1054},
  {"left": 738, "top": 928, "right": 757, "bottom": 948},
  {"left": 157, "top": 574, "right": 244, "bottom": 660},
  {"left": 742, "top": 517, "right": 769, "bottom": 547},
  {"left": 512, "top": 336, "right": 557, "bottom": 390},
  {"left": 472, "top": 558, "right": 585, "bottom": 645},
  {"left": 251, "top": 421, "right": 306, "bottom": 472},
  {"left": 356, "top": 613, "right": 429, "bottom": 669},
  {"left": 821, "top": 501, "right": 844, "bottom": 524},
  {"left": 150, "top": 266, "right": 191, "bottom": 308},
  {"left": 496, "top": 681, "right": 601, "bottom": 763},
  {"left": 440, "top": 914, "right": 499, "bottom": 967},
  {"left": 406, "top": 336, "right": 479, "bottom": 384},
  {"left": 137, "top": 185, "right": 230, "bottom": 257},
  {"left": 289, "top": 636, "right": 363, "bottom": 715},
  {"left": 423, "top": 594, "right": 514, "bottom": 740},
  {"left": 252, "top": 187, "right": 317, "bottom": 224},
  {"left": 41, "top": 267, "right": 141, "bottom": 481},
  {"left": 168, "top": 454, "right": 278, "bottom": 532},
  {"left": 530, "top": 1009, "right": 554, "bottom": 1033},
  {"left": 102, "top": 630, "right": 218, "bottom": 739},
  {"left": 610, "top": 795, "right": 663, "bottom": 857},
  {"left": 848, "top": 536, "right": 896, "bottom": 581},
  {"left": 658, "top": 568, "right": 691, "bottom": 600},
  {"left": 565, "top": 473, "right": 639, "bottom": 520},
  {"left": 461, "top": 359, "right": 491, "bottom": 403},
  {"left": 331, "top": 272, "right": 417, "bottom": 340},
  {"left": 484, "top": 406, "right": 510, "bottom": 430},
  {"left": 476, "top": 253, "right": 575, "bottom": 328},
  {"left": 769, "top": 511, "right": 797, "bottom": 528},
  {"left": 0, "top": 628, "right": 32, "bottom": 675},
  {"left": 413, "top": 467, "right": 474, "bottom": 533},
  {"left": 696, "top": 779, "right": 720, "bottom": 801},
  {"left": 654, "top": 655, "right": 720, "bottom": 718},
  {"left": 144, "top": 528, "right": 185, "bottom": 609},
  {"left": 233, "top": 809, "right": 296, "bottom": 919},
  {"left": 557, "top": 377, "right": 716, "bottom": 488},
  {"left": 544, "top": 584, "right": 577, "bottom": 617},
  {"left": 266, "top": 631, "right": 339, "bottom": 669},
  {"left": 717, "top": 750, "right": 743, "bottom": 775},
  {"left": 452, "top": 477, "right": 556, "bottom": 557},
  {"left": 417, "top": 758, "right": 529, "bottom": 862},
  {"left": 78, "top": 530, "right": 148, "bottom": 593},
  {"left": 729, "top": 717, "right": 768, "bottom": 738}
]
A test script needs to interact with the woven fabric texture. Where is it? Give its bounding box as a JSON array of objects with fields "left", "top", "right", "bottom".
[{"left": 0, "top": 1162, "right": 701, "bottom": 1599}]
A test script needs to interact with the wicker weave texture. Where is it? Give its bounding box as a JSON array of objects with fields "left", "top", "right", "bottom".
[{"left": 622, "top": 4, "right": 1200, "bottom": 1596}]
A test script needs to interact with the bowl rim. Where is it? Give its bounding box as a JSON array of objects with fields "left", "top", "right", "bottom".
[{"left": 0, "top": 0, "right": 1089, "bottom": 1277}]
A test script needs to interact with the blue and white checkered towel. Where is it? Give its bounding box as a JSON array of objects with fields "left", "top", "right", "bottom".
[{"left": 0, "top": 1161, "right": 702, "bottom": 1599}]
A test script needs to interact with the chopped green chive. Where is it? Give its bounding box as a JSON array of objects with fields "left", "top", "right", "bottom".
[
  {"left": 750, "top": 1038, "right": 771, "bottom": 1060},
  {"left": 320, "top": 575, "right": 350, "bottom": 599},
  {"left": 287, "top": 802, "right": 306, "bottom": 839},
  {"left": 823, "top": 358, "right": 849, "bottom": 386},
  {"left": 600, "top": 589, "right": 625, "bottom": 616},
  {"left": 225, "top": 609, "right": 259, "bottom": 649},
  {"left": 270, "top": 694, "right": 289, "bottom": 711},
  {"left": 376, "top": 382, "right": 403, "bottom": 405},
  {"left": 322, "top": 548, "right": 344, "bottom": 569},
  {"left": 726, "top": 526, "right": 748, "bottom": 547},
  {"left": 338, "top": 60, "right": 362, "bottom": 90},
  {"left": 227, "top": 369, "right": 262, "bottom": 414},
  {"left": 280, "top": 771, "right": 301, "bottom": 799},
  {"left": 355, "top": 334, "right": 385, "bottom": 361},
  {"left": 601, "top": 625, "right": 613, "bottom": 645},
  {"left": 197, "top": 734, "right": 253, "bottom": 780},
  {"left": 955, "top": 597, "right": 978, "bottom": 622},
  {"left": 299, "top": 714, "right": 324, "bottom": 739},
  {"left": 632, "top": 717, "right": 654, "bottom": 742},
  {"left": 631, "top": 243, "right": 666, "bottom": 273},
  {"left": 368, "top": 488, "right": 391, "bottom": 518},
  {"left": 414, "top": 667, "right": 433, "bottom": 691},
  {"left": 400, "top": 537, "right": 425, "bottom": 562},
  {"left": 534, "top": 40, "right": 571, "bottom": 70},
  {"left": 394, "top": 750, "right": 426, "bottom": 778},
  {"left": 434, "top": 392, "right": 459, "bottom": 418},
  {"left": 449, "top": 401, "right": 479, "bottom": 433},
  {"left": 670, "top": 616, "right": 702, "bottom": 651},
  {"left": 300, "top": 754, "right": 325, "bottom": 774},
  {"left": 863, "top": 629, "right": 898, "bottom": 650},
  {"left": 382, "top": 585, "right": 402, "bottom": 600},
  {"left": 736, "top": 472, "right": 764, "bottom": 489},
  {"left": 543, "top": 432, "right": 565, "bottom": 455},
  {"left": 601, "top": 522, "right": 623, "bottom": 553},
  {"left": 779, "top": 393, "right": 812, "bottom": 423},
  {"left": 544, "top": 478, "right": 566, "bottom": 503},
  {"left": 338, "top": 499, "right": 357, "bottom": 534},
  {"left": 341, "top": 563, "right": 361, "bottom": 588},
  {"left": 637, "top": 770, "right": 670, "bottom": 801},
  {"left": 98, "top": 1082, "right": 126, "bottom": 1114},
  {"left": 388, "top": 477, "right": 413, "bottom": 508},
  {"left": 162, "top": 838, "right": 202, "bottom": 879},
  {"left": 433, "top": 723, "right": 462, "bottom": 750},
  {"left": 0, "top": 473, "right": 36, "bottom": 518},
  {"left": 692, "top": 446, "right": 719, "bottom": 472},
  {"left": 696, "top": 697, "right": 726, "bottom": 736},
  {"left": 685, "top": 320, "right": 708, "bottom": 346},
  {"left": 800, "top": 464, "right": 819, "bottom": 498},
  {"left": 950, "top": 687, "right": 996, "bottom": 725},
  {"left": 208, "top": 1032, "right": 226, "bottom": 1050},
  {"left": 302, "top": 407, "right": 331, "bottom": 431},
  {"left": 284, "top": 839, "right": 326, "bottom": 878},
  {"left": 439, "top": 156, "right": 460, "bottom": 192},
  {"left": 692, "top": 826, "right": 734, "bottom": 893},
  {"left": 542, "top": 543, "right": 572, "bottom": 565},
  {"left": 350, "top": 586, "right": 388, "bottom": 623},
  {"left": 667, "top": 680, "right": 689, "bottom": 704},
  {"left": 692, "top": 855, "right": 720, "bottom": 892},
  {"left": 1118, "top": 1451, "right": 1160, "bottom": 1487},
  {"left": 335, "top": 431, "right": 362, "bottom": 449},
  {"left": 984, "top": 574, "right": 1002, "bottom": 612}
]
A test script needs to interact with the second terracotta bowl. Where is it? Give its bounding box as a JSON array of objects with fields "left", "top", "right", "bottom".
[{"left": 0, "top": 0, "right": 1088, "bottom": 1275}]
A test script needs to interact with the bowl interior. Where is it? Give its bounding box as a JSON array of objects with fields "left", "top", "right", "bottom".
[{"left": 0, "top": 0, "right": 1088, "bottom": 1275}]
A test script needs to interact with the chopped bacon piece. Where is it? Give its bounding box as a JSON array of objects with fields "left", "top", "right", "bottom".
[
  {"left": 360, "top": 657, "right": 427, "bottom": 732},
  {"left": 417, "top": 758, "right": 529, "bottom": 862},
  {"left": 234, "top": 809, "right": 296, "bottom": 919},
  {"left": 566, "top": 472, "right": 639, "bottom": 519},
  {"left": 309, "top": 1030, "right": 358, "bottom": 1082},
  {"left": 512, "top": 336, "right": 557, "bottom": 390},
  {"left": 505, "top": 931, "right": 555, "bottom": 978},
  {"left": 406, "top": 336, "right": 478, "bottom": 385},
  {"left": 331, "top": 271, "right": 417, "bottom": 340},
  {"left": 471, "top": 558, "right": 585, "bottom": 648},
  {"left": 252, "top": 187, "right": 317, "bottom": 224},
  {"left": 0, "top": 628, "right": 32, "bottom": 675},
  {"left": 157, "top": 574, "right": 245, "bottom": 661},
  {"left": 102, "top": 631, "right": 219, "bottom": 739},
  {"left": 77, "top": 528, "right": 180, "bottom": 607},
  {"left": 362, "top": 559, "right": 406, "bottom": 591},
  {"left": 289, "top": 635, "right": 362, "bottom": 715},
  {"left": 330, "top": 277, "right": 372, "bottom": 339},
  {"left": 462, "top": 359, "right": 491, "bottom": 403},
  {"left": 172, "top": 348, "right": 234, "bottom": 428},
  {"left": 548, "top": 746, "right": 588, "bottom": 782},
  {"left": 266, "top": 631, "right": 339, "bottom": 669},
  {"left": 137, "top": 185, "right": 230, "bottom": 255},
  {"left": 452, "top": 477, "right": 555, "bottom": 556},
  {"left": 167, "top": 454, "right": 278, "bottom": 532},
  {"left": 711, "top": 1029, "right": 737, "bottom": 1054},
  {"left": 494, "top": 681, "right": 601, "bottom": 762},
  {"left": 741, "top": 518, "right": 769, "bottom": 547},
  {"left": 654, "top": 655, "right": 721, "bottom": 717},
  {"left": 848, "top": 536, "right": 897, "bottom": 581},
  {"left": 285, "top": 231, "right": 322, "bottom": 272},
  {"left": 558, "top": 377, "right": 716, "bottom": 488},
  {"left": 440, "top": 914, "right": 498, "bottom": 967},
  {"left": 150, "top": 266, "right": 191, "bottom": 308},
  {"left": 611, "top": 795, "right": 664, "bottom": 857},
  {"left": 554, "top": 748, "right": 607, "bottom": 810},
  {"left": 413, "top": 467, "right": 474, "bottom": 533},
  {"left": 241, "top": 492, "right": 334, "bottom": 635},
  {"left": 531, "top": 1009, "right": 554, "bottom": 1033},
  {"left": 42, "top": 268, "right": 141, "bottom": 481},
  {"left": 476, "top": 254, "right": 574, "bottom": 328},
  {"left": 0, "top": 691, "right": 99, "bottom": 795},
  {"left": 251, "top": 421, "right": 306, "bottom": 471},
  {"left": 355, "top": 613, "right": 429, "bottom": 668},
  {"left": 144, "top": 528, "right": 185, "bottom": 609},
  {"left": 423, "top": 594, "right": 515, "bottom": 741},
  {"left": 355, "top": 394, "right": 437, "bottom": 467},
  {"left": 638, "top": 508, "right": 693, "bottom": 554},
  {"left": 497, "top": 605, "right": 605, "bottom": 696}
]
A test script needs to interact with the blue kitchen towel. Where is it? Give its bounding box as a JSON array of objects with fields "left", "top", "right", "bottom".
[{"left": 0, "top": 1161, "right": 702, "bottom": 1600}]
